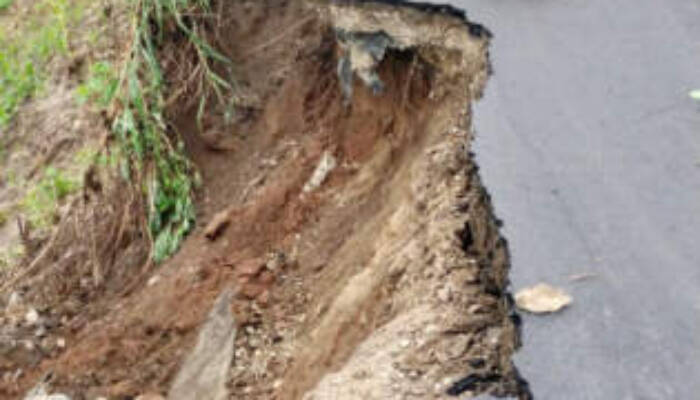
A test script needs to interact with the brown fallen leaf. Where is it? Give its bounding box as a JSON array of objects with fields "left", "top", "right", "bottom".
[{"left": 515, "top": 283, "right": 572, "bottom": 314}]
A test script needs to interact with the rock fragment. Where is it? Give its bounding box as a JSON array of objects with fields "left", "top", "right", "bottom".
[
  {"left": 302, "top": 151, "right": 337, "bottom": 193},
  {"left": 168, "top": 289, "right": 236, "bottom": 400}
]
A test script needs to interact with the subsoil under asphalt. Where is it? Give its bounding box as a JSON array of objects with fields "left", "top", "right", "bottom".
[{"left": 0, "top": 1, "right": 533, "bottom": 399}]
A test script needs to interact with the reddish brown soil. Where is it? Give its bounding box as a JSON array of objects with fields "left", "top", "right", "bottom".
[{"left": 0, "top": 1, "right": 525, "bottom": 399}]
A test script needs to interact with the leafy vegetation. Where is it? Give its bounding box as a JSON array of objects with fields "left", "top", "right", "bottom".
[
  {"left": 21, "top": 167, "right": 79, "bottom": 228},
  {"left": 1, "top": 0, "right": 233, "bottom": 263},
  {"left": 0, "top": 245, "right": 24, "bottom": 270},
  {"left": 112, "top": 0, "right": 235, "bottom": 262},
  {"left": 75, "top": 61, "right": 119, "bottom": 108},
  {"left": 0, "top": 0, "right": 84, "bottom": 129},
  {"left": 0, "top": 0, "right": 13, "bottom": 11}
]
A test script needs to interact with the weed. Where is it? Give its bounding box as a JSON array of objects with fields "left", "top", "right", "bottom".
[
  {"left": 75, "top": 61, "right": 119, "bottom": 108},
  {"left": 0, "top": 0, "right": 85, "bottom": 129},
  {"left": 0, "top": 0, "right": 12, "bottom": 11},
  {"left": 110, "top": 0, "right": 236, "bottom": 262},
  {"left": 0, "top": 245, "right": 24, "bottom": 270},
  {"left": 21, "top": 166, "right": 79, "bottom": 228},
  {"left": 0, "top": 208, "right": 7, "bottom": 227},
  {"left": 74, "top": 145, "right": 99, "bottom": 168}
]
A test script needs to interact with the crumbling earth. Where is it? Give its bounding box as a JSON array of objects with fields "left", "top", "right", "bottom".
[{"left": 0, "top": 1, "right": 530, "bottom": 399}]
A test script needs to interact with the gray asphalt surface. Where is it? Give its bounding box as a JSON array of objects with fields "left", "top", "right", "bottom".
[{"left": 445, "top": 0, "right": 700, "bottom": 398}]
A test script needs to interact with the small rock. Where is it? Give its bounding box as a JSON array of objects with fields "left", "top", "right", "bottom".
[
  {"left": 203, "top": 209, "right": 231, "bottom": 241},
  {"left": 23, "top": 340, "right": 35, "bottom": 351},
  {"left": 248, "top": 336, "right": 261, "bottom": 349},
  {"left": 22, "top": 382, "right": 71, "bottom": 400},
  {"left": 400, "top": 339, "right": 411, "bottom": 348},
  {"left": 169, "top": 289, "right": 236, "bottom": 400},
  {"left": 265, "top": 251, "right": 286, "bottom": 271},
  {"left": 147, "top": 275, "right": 161, "bottom": 287},
  {"left": 302, "top": 151, "right": 337, "bottom": 193},
  {"left": 34, "top": 326, "right": 47, "bottom": 338},
  {"left": 436, "top": 286, "right": 452, "bottom": 302},
  {"left": 25, "top": 308, "right": 40, "bottom": 326},
  {"left": 56, "top": 338, "right": 66, "bottom": 348}
]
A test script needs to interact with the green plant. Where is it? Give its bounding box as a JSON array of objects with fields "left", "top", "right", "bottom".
[
  {"left": 0, "top": 245, "right": 24, "bottom": 270},
  {"left": 0, "top": 0, "right": 13, "bottom": 11},
  {"left": 0, "top": 0, "right": 83, "bottom": 129},
  {"left": 74, "top": 145, "right": 99, "bottom": 168},
  {"left": 75, "top": 61, "right": 119, "bottom": 108},
  {"left": 21, "top": 166, "right": 79, "bottom": 228},
  {"left": 110, "top": 0, "right": 235, "bottom": 262}
]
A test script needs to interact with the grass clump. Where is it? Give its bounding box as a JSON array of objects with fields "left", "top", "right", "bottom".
[
  {"left": 112, "top": 0, "right": 235, "bottom": 262},
  {"left": 20, "top": 166, "right": 79, "bottom": 228},
  {"left": 0, "top": 0, "right": 85, "bottom": 129},
  {"left": 0, "top": 0, "right": 13, "bottom": 11},
  {"left": 0, "top": 245, "right": 24, "bottom": 270},
  {"left": 75, "top": 61, "right": 119, "bottom": 108}
]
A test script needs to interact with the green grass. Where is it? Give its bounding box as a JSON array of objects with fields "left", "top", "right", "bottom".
[
  {"left": 75, "top": 61, "right": 119, "bottom": 108},
  {"left": 0, "top": 0, "right": 13, "bottom": 11},
  {"left": 3, "top": 0, "right": 235, "bottom": 263},
  {"left": 20, "top": 166, "right": 79, "bottom": 228},
  {"left": 110, "top": 0, "right": 236, "bottom": 262},
  {"left": 0, "top": 245, "right": 24, "bottom": 270},
  {"left": 0, "top": 0, "right": 84, "bottom": 129}
]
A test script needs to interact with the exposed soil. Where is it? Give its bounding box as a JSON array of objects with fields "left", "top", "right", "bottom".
[{"left": 0, "top": 1, "right": 528, "bottom": 399}]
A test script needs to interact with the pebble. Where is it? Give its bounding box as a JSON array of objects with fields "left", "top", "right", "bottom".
[
  {"left": 437, "top": 286, "right": 452, "bottom": 302},
  {"left": 25, "top": 308, "right": 40, "bottom": 326},
  {"left": 147, "top": 275, "right": 161, "bottom": 287},
  {"left": 34, "top": 326, "right": 47, "bottom": 338},
  {"left": 56, "top": 337, "right": 66, "bottom": 348}
]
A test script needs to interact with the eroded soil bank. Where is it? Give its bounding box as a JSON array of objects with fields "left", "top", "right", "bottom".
[{"left": 0, "top": 1, "right": 529, "bottom": 399}]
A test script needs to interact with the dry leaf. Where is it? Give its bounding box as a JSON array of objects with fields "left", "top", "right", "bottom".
[{"left": 515, "top": 283, "right": 572, "bottom": 314}]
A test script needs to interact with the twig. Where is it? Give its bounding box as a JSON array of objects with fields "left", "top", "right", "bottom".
[{"left": 0, "top": 199, "right": 79, "bottom": 294}]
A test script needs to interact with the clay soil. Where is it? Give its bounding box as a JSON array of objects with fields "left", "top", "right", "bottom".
[{"left": 0, "top": 1, "right": 528, "bottom": 399}]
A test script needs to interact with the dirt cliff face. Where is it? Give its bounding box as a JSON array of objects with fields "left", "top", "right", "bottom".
[{"left": 0, "top": 1, "right": 528, "bottom": 399}]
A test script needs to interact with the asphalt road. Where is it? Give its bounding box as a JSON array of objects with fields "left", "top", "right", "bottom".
[{"left": 442, "top": 0, "right": 700, "bottom": 398}]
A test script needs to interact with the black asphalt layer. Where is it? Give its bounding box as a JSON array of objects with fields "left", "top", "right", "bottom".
[{"left": 433, "top": 0, "right": 700, "bottom": 398}]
